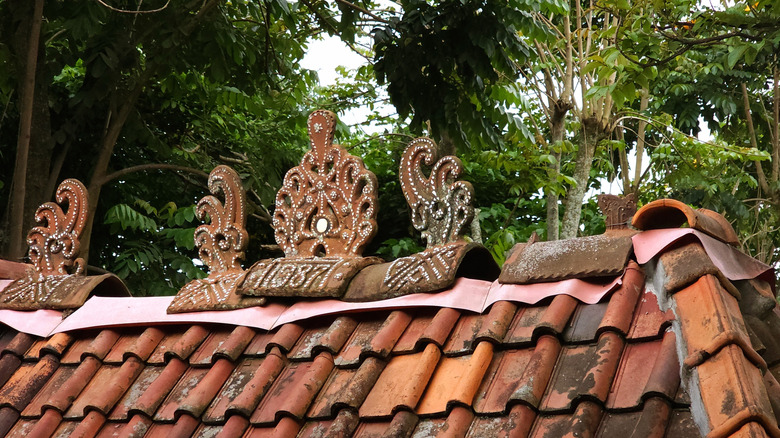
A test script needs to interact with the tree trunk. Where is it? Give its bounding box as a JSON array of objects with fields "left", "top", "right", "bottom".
[
  {"left": 545, "top": 100, "right": 570, "bottom": 241},
  {"left": 560, "top": 116, "right": 602, "bottom": 239},
  {"left": 5, "top": 0, "right": 47, "bottom": 260}
]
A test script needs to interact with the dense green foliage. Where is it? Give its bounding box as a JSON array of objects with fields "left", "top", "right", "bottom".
[{"left": 0, "top": 0, "right": 778, "bottom": 295}]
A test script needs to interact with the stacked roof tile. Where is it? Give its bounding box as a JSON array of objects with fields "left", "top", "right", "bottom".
[{"left": 0, "top": 111, "right": 777, "bottom": 437}]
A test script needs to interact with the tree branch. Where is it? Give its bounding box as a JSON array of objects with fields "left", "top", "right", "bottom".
[
  {"left": 334, "top": 0, "right": 390, "bottom": 24},
  {"left": 741, "top": 82, "right": 771, "bottom": 196},
  {"left": 100, "top": 164, "right": 209, "bottom": 185}
]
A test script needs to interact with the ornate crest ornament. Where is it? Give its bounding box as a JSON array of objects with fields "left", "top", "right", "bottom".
[
  {"left": 168, "top": 166, "right": 263, "bottom": 313},
  {"left": 344, "top": 138, "right": 499, "bottom": 301},
  {"left": 400, "top": 137, "right": 474, "bottom": 247},
  {"left": 1, "top": 179, "right": 128, "bottom": 310},
  {"left": 240, "top": 110, "right": 382, "bottom": 298},
  {"left": 273, "top": 110, "right": 378, "bottom": 256},
  {"left": 598, "top": 193, "right": 637, "bottom": 231}
]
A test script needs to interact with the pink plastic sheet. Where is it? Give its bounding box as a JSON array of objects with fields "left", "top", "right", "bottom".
[
  {"left": 632, "top": 229, "right": 772, "bottom": 281},
  {"left": 273, "top": 277, "right": 491, "bottom": 328},
  {"left": 0, "top": 280, "right": 11, "bottom": 291},
  {"left": 0, "top": 309, "right": 63, "bottom": 337},
  {"left": 51, "top": 296, "right": 287, "bottom": 334},
  {"left": 485, "top": 275, "right": 623, "bottom": 307}
]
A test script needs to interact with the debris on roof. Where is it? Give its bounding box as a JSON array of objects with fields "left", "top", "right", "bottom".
[
  {"left": 168, "top": 166, "right": 264, "bottom": 313},
  {"left": 239, "top": 110, "right": 383, "bottom": 299},
  {"left": 0, "top": 179, "right": 128, "bottom": 311}
]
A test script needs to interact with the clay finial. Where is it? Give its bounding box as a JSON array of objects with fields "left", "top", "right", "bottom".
[
  {"left": 399, "top": 137, "right": 474, "bottom": 247},
  {"left": 272, "top": 110, "right": 378, "bottom": 257},
  {"left": 598, "top": 193, "right": 637, "bottom": 231},
  {"left": 195, "top": 165, "right": 248, "bottom": 273},
  {"left": 28, "top": 179, "right": 88, "bottom": 276}
]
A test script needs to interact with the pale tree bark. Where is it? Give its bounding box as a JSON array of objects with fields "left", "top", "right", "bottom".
[
  {"left": 631, "top": 89, "right": 649, "bottom": 194},
  {"left": 741, "top": 82, "right": 772, "bottom": 198}
]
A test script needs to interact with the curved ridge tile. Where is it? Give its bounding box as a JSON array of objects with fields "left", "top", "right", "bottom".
[
  {"left": 675, "top": 275, "right": 765, "bottom": 371},
  {"left": 632, "top": 199, "right": 739, "bottom": 245}
]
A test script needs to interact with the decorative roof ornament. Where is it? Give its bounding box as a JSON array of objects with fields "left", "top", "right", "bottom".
[
  {"left": 344, "top": 138, "right": 499, "bottom": 301},
  {"left": 598, "top": 193, "right": 637, "bottom": 231},
  {"left": 240, "top": 110, "right": 382, "bottom": 299},
  {"left": 168, "top": 166, "right": 263, "bottom": 313},
  {"left": 0, "top": 179, "right": 128, "bottom": 310},
  {"left": 400, "top": 137, "right": 474, "bottom": 247}
]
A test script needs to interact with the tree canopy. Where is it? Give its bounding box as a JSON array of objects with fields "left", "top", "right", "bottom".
[{"left": 0, "top": 0, "right": 777, "bottom": 295}]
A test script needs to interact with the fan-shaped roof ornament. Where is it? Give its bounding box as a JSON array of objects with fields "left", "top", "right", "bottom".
[
  {"left": 0, "top": 179, "right": 128, "bottom": 310},
  {"left": 239, "top": 110, "right": 382, "bottom": 299}
]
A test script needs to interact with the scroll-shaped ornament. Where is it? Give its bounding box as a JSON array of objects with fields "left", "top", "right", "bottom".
[
  {"left": 169, "top": 166, "right": 264, "bottom": 313},
  {"left": 1, "top": 179, "right": 129, "bottom": 310},
  {"left": 400, "top": 137, "right": 474, "bottom": 247},
  {"left": 344, "top": 138, "right": 499, "bottom": 301},
  {"left": 240, "top": 110, "right": 382, "bottom": 299}
]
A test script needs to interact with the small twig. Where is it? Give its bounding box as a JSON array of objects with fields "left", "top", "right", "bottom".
[{"left": 96, "top": 0, "right": 171, "bottom": 13}]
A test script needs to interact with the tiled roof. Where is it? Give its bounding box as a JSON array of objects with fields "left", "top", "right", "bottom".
[
  {"left": 0, "top": 111, "right": 778, "bottom": 437},
  {"left": 0, "top": 227, "right": 778, "bottom": 437}
]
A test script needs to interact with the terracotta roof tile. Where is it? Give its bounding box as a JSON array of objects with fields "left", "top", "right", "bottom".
[
  {"left": 392, "top": 310, "right": 435, "bottom": 354},
  {"left": 175, "top": 358, "right": 235, "bottom": 418},
  {"left": 162, "top": 325, "right": 210, "bottom": 362},
  {"left": 417, "top": 342, "right": 492, "bottom": 415},
  {"left": 130, "top": 358, "right": 188, "bottom": 418},
  {"left": 360, "top": 343, "right": 441, "bottom": 418},
  {"left": 0, "top": 355, "right": 58, "bottom": 411},
  {"left": 473, "top": 348, "right": 534, "bottom": 414},
  {"left": 64, "top": 359, "right": 143, "bottom": 417},
  {"left": 251, "top": 352, "right": 334, "bottom": 424},
  {"left": 626, "top": 289, "right": 673, "bottom": 340},
  {"left": 202, "top": 357, "right": 263, "bottom": 423},
  {"left": 109, "top": 364, "right": 166, "bottom": 420},
  {"left": 223, "top": 348, "right": 286, "bottom": 418},
  {"left": 336, "top": 311, "right": 411, "bottom": 366},
  {"left": 308, "top": 356, "right": 385, "bottom": 419},
  {"left": 189, "top": 328, "right": 233, "bottom": 365},
  {"left": 0, "top": 354, "right": 22, "bottom": 388},
  {"left": 104, "top": 327, "right": 164, "bottom": 364}
]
